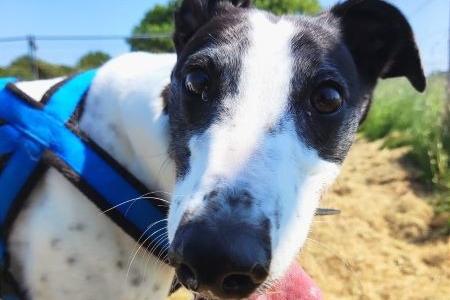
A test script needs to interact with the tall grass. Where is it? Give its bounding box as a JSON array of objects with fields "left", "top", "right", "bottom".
[{"left": 360, "top": 75, "right": 449, "bottom": 212}]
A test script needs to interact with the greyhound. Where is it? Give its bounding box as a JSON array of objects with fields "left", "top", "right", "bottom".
[{"left": 6, "top": 0, "right": 425, "bottom": 299}]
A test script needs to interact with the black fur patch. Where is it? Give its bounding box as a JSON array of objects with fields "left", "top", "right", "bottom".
[
  {"left": 130, "top": 274, "right": 143, "bottom": 287},
  {"left": 116, "top": 260, "right": 124, "bottom": 270},
  {"left": 288, "top": 16, "right": 362, "bottom": 163},
  {"left": 66, "top": 256, "right": 77, "bottom": 265},
  {"left": 50, "top": 238, "right": 61, "bottom": 249},
  {"left": 285, "top": 2, "right": 424, "bottom": 163},
  {"left": 160, "top": 84, "right": 171, "bottom": 115},
  {"left": 68, "top": 222, "right": 86, "bottom": 232},
  {"left": 331, "top": 0, "right": 426, "bottom": 92},
  {"left": 169, "top": 8, "right": 250, "bottom": 178}
]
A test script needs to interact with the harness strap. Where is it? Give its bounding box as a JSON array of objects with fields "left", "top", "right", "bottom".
[
  {"left": 0, "top": 77, "right": 17, "bottom": 259},
  {"left": 0, "top": 77, "right": 24, "bottom": 300},
  {"left": 0, "top": 72, "right": 169, "bottom": 298}
]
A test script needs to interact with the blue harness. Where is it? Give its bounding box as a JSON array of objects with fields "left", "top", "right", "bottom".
[{"left": 0, "top": 72, "right": 169, "bottom": 299}]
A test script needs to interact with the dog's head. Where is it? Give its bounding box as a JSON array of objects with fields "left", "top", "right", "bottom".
[{"left": 165, "top": 0, "right": 425, "bottom": 298}]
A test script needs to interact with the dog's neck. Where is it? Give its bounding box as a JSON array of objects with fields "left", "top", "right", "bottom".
[
  {"left": 80, "top": 53, "right": 178, "bottom": 196},
  {"left": 78, "top": 53, "right": 179, "bottom": 298}
]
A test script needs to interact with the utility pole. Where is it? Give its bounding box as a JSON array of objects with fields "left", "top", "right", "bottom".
[
  {"left": 27, "top": 35, "right": 39, "bottom": 79},
  {"left": 447, "top": 0, "right": 450, "bottom": 102},
  {"left": 444, "top": 5, "right": 450, "bottom": 122},
  {"left": 447, "top": 1, "right": 450, "bottom": 102},
  {"left": 445, "top": 1, "right": 450, "bottom": 141}
]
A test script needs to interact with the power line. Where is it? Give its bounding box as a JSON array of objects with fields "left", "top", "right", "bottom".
[
  {"left": 27, "top": 36, "right": 38, "bottom": 79},
  {"left": 0, "top": 34, "right": 174, "bottom": 80},
  {"left": 0, "top": 36, "right": 26, "bottom": 43},
  {"left": 0, "top": 34, "right": 171, "bottom": 43}
]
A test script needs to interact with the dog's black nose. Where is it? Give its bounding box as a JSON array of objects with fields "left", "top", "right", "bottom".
[{"left": 169, "top": 221, "right": 270, "bottom": 298}]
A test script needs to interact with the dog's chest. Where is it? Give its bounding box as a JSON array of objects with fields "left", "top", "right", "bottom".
[
  {"left": 9, "top": 169, "right": 173, "bottom": 300},
  {"left": 6, "top": 54, "right": 178, "bottom": 300}
]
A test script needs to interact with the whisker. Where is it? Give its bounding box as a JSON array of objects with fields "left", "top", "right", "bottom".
[
  {"left": 100, "top": 191, "right": 168, "bottom": 215},
  {"left": 101, "top": 196, "right": 146, "bottom": 215},
  {"left": 124, "top": 194, "right": 171, "bottom": 215},
  {"left": 156, "top": 244, "right": 170, "bottom": 262},
  {"left": 147, "top": 233, "right": 169, "bottom": 260},
  {"left": 143, "top": 242, "right": 169, "bottom": 281},
  {"left": 101, "top": 188, "right": 185, "bottom": 221},
  {"left": 139, "top": 196, "right": 170, "bottom": 204},
  {"left": 154, "top": 244, "right": 170, "bottom": 274},
  {"left": 145, "top": 233, "right": 170, "bottom": 274},
  {"left": 126, "top": 218, "right": 167, "bottom": 274},
  {"left": 137, "top": 219, "right": 168, "bottom": 245},
  {"left": 126, "top": 227, "right": 167, "bottom": 282},
  {"left": 158, "top": 155, "right": 172, "bottom": 178}
]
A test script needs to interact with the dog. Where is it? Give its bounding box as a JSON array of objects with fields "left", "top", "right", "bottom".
[{"left": 6, "top": 0, "right": 425, "bottom": 299}]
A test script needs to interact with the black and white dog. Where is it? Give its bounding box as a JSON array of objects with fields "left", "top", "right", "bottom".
[{"left": 8, "top": 0, "right": 425, "bottom": 299}]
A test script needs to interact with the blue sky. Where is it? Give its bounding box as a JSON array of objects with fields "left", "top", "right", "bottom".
[{"left": 0, "top": 0, "right": 448, "bottom": 74}]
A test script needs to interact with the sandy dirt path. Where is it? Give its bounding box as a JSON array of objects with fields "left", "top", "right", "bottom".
[{"left": 169, "top": 139, "right": 450, "bottom": 300}]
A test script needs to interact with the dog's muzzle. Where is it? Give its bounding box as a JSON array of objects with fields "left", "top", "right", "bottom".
[{"left": 168, "top": 218, "right": 271, "bottom": 299}]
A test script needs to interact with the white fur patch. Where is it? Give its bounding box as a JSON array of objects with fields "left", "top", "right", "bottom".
[
  {"left": 15, "top": 77, "right": 65, "bottom": 102},
  {"left": 83, "top": 53, "right": 177, "bottom": 192}
]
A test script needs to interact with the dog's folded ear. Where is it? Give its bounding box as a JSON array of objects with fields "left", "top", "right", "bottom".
[
  {"left": 331, "top": 0, "right": 426, "bottom": 92},
  {"left": 174, "top": 0, "right": 251, "bottom": 54}
]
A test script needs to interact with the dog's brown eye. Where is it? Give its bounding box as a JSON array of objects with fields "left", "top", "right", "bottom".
[
  {"left": 185, "top": 70, "right": 209, "bottom": 101},
  {"left": 311, "top": 86, "right": 343, "bottom": 114}
]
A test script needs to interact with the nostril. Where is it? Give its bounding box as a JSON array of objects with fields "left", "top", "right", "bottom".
[
  {"left": 251, "top": 264, "right": 269, "bottom": 283},
  {"left": 222, "top": 274, "right": 256, "bottom": 295},
  {"left": 176, "top": 263, "right": 198, "bottom": 291}
]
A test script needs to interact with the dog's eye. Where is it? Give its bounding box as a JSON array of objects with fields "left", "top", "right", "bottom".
[
  {"left": 185, "top": 70, "right": 209, "bottom": 101},
  {"left": 311, "top": 85, "right": 343, "bottom": 114}
]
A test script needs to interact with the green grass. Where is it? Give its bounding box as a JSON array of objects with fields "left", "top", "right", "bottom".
[{"left": 360, "top": 74, "right": 450, "bottom": 215}]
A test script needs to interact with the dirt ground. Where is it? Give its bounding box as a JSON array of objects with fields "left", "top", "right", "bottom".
[{"left": 169, "top": 138, "right": 450, "bottom": 300}]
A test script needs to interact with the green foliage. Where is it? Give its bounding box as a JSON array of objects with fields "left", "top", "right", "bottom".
[
  {"left": 76, "top": 51, "right": 111, "bottom": 70},
  {"left": 253, "top": 0, "right": 320, "bottom": 15},
  {"left": 0, "top": 56, "right": 74, "bottom": 80},
  {"left": 0, "top": 51, "right": 111, "bottom": 80},
  {"left": 128, "top": 0, "right": 321, "bottom": 52},
  {"left": 360, "top": 75, "right": 450, "bottom": 211},
  {"left": 128, "top": 0, "right": 179, "bottom": 53}
]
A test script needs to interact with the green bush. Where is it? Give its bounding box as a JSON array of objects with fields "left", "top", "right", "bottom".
[
  {"left": 1, "top": 55, "right": 74, "bottom": 80},
  {"left": 76, "top": 51, "right": 111, "bottom": 70},
  {"left": 360, "top": 75, "right": 449, "bottom": 209},
  {"left": 0, "top": 52, "right": 111, "bottom": 80}
]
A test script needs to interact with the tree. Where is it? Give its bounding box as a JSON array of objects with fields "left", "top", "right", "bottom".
[
  {"left": 0, "top": 51, "right": 111, "bottom": 80},
  {"left": 128, "top": 0, "right": 321, "bottom": 52},
  {"left": 128, "top": 0, "right": 179, "bottom": 53},
  {"left": 0, "top": 56, "right": 74, "bottom": 80},
  {"left": 76, "top": 51, "right": 111, "bottom": 70},
  {"left": 253, "top": 0, "right": 320, "bottom": 15}
]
